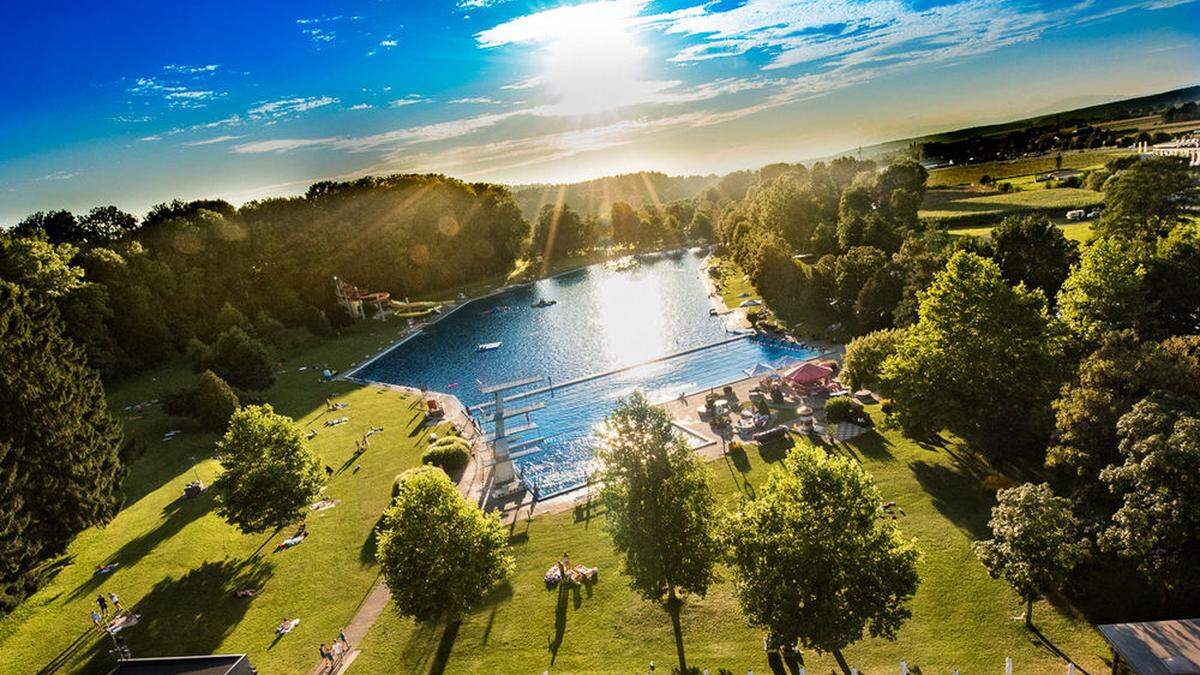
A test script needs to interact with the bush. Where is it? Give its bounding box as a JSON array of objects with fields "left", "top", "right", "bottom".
[
  {"left": 824, "top": 396, "right": 864, "bottom": 424},
  {"left": 185, "top": 337, "right": 213, "bottom": 373},
  {"left": 210, "top": 327, "right": 275, "bottom": 390},
  {"left": 422, "top": 436, "right": 471, "bottom": 475},
  {"left": 163, "top": 370, "right": 241, "bottom": 431},
  {"left": 997, "top": 182, "right": 1014, "bottom": 193},
  {"left": 306, "top": 305, "right": 335, "bottom": 336},
  {"left": 253, "top": 310, "right": 286, "bottom": 345}
]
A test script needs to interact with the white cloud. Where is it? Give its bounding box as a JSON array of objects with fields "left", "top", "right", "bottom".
[
  {"left": 182, "top": 135, "right": 244, "bottom": 146},
  {"left": 247, "top": 96, "right": 339, "bottom": 120},
  {"left": 302, "top": 28, "right": 336, "bottom": 43},
  {"left": 113, "top": 115, "right": 153, "bottom": 123},
  {"left": 349, "top": 103, "right": 373, "bottom": 110},
  {"left": 379, "top": 39, "right": 398, "bottom": 47},
  {"left": 450, "top": 97, "right": 501, "bottom": 105},
  {"left": 389, "top": 94, "right": 428, "bottom": 107},
  {"left": 233, "top": 138, "right": 336, "bottom": 154},
  {"left": 138, "top": 135, "right": 162, "bottom": 142},
  {"left": 126, "top": 76, "right": 226, "bottom": 108},
  {"left": 296, "top": 15, "right": 342, "bottom": 25},
  {"left": 500, "top": 76, "right": 543, "bottom": 90},
  {"left": 457, "top": 0, "right": 511, "bottom": 8},
  {"left": 164, "top": 64, "right": 220, "bottom": 75},
  {"left": 41, "top": 170, "right": 77, "bottom": 181}
]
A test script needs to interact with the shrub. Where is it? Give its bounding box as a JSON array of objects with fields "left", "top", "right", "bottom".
[
  {"left": 997, "top": 182, "right": 1014, "bottom": 193},
  {"left": 185, "top": 337, "right": 213, "bottom": 373},
  {"left": 422, "top": 436, "right": 471, "bottom": 475},
  {"left": 253, "top": 310, "right": 286, "bottom": 345},
  {"left": 210, "top": 327, "right": 275, "bottom": 390},
  {"left": 981, "top": 474, "right": 1014, "bottom": 493},
  {"left": 824, "top": 396, "right": 864, "bottom": 424},
  {"left": 306, "top": 305, "right": 335, "bottom": 336},
  {"left": 163, "top": 370, "right": 241, "bottom": 431}
]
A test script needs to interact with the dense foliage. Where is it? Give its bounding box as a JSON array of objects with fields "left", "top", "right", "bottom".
[
  {"left": 724, "top": 444, "right": 919, "bottom": 674},
  {"left": 879, "top": 251, "right": 1067, "bottom": 449},
  {"left": 596, "top": 391, "right": 720, "bottom": 674},
  {"left": 376, "top": 466, "right": 513, "bottom": 622},
  {"left": 0, "top": 282, "right": 124, "bottom": 612},
  {"left": 212, "top": 404, "right": 324, "bottom": 534},
  {"left": 4, "top": 174, "right": 530, "bottom": 380}
]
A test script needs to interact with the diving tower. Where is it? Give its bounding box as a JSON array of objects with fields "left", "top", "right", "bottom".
[{"left": 476, "top": 376, "right": 547, "bottom": 496}]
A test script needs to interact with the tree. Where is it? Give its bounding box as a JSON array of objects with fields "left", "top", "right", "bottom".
[
  {"left": 188, "top": 370, "right": 240, "bottom": 431},
  {"left": 1058, "top": 237, "right": 1146, "bottom": 344},
  {"left": 208, "top": 327, "right": 275, "bottom": 390},
  {"left": 0, "top": 282, "right": 123, "bottom": 611},
  {"left": 841, "top": 328, "right": 908, "bottom": 392},
  {"left": 880, "top": 251, "right": 1066, "bottom": 448},
  {"left": 724, "top": 444, "right": 919, "bottom": 674},
  {"left": 12, "top": 210, "right": 85, "bottom": 244},
  {"left": 1097, "top": 157, "right": 1199, "bottom": 243},
  {"left": 1144, "top": 219, "right": 1200, "bottom": 337},
  {"left": 78, "top": 206, "right": 139, "bottom": 242},
  {"left": 610, "top": 200, "right": 641, "bottom": 245},
  {"left": 973, "top": 483, "right": 1081, "bottom": 628},
  {"left": 1100, "top": 396, "right": 1200, "bottom": 590},
  {"left": 1047, "top": 333, "right": 1200, "bottom": 480},
  {"left": 989, "top": 215, "right": 1077, "bottom": 301},
  {"left": 212, "top": 404, "right": 323, "bottom": 534},
  {"left": 596, "top": 391, "right": 721, "bottom": 674},
  {"left": 532, "top": 203, "right": 594, "bottom": 260},
  {"left": 0, "top": 232, "right": 83, "bottom": 298},
  {"left": 376, "top": 466, "right": 513, "bottom": 622}
]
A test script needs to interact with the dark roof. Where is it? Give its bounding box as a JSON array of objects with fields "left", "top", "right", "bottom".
[
  {"left": 108, "top": 654, "right": 248, "bottom": 675},
  {"left": 1097, "top": 618, "right": 1200, "bottom": 675}
]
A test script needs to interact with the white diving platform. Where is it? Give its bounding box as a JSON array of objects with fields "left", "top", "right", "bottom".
[
  {"left": 485, "top": 421, "right": 538, "bottom": 442},
  {"left": 481, "top": 402, "right": 546, "bottom": 422}
]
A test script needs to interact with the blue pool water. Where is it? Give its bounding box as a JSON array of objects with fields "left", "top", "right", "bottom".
[{"left": 353, "top": 250, "right": 817, "bottom": 494}]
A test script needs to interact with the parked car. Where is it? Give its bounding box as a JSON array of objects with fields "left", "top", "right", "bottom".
[{"left": 1066, "top": 209, "right": 1086, "bottom": 221}]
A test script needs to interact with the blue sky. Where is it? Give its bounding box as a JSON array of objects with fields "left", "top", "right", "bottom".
[{"left": 1, "top": 0, "right": 1198, "bottom": 224}]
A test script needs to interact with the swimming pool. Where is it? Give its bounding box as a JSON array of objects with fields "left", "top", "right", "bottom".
[{"left": 352, "top": 250, "right": 818, "bottom": 495}]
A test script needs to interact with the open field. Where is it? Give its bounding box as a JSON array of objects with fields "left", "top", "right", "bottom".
[
  {"left": 352, "top": 408, "right": 1111, "bottom": 674},
  {"left": 921, "top": 187, "right": 1104, "bottom": 227},
  {"left": 949, "top": 218, "right": 1095, "bottom": 243},
  {"left": 0, "top": 319, "right": 446, "bottom": 674},
  {"left": 1095, "top": 115, "right": 1200, "bottom": 134},
  {"left": 926, "top": 150, "right": 1126, "bottom": 187}
]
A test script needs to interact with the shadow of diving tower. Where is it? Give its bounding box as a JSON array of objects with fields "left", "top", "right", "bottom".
[{"left": 477, "top": 376, "right": 547, "bottom": 498}]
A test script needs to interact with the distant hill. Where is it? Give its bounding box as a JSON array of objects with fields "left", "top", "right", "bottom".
[
  {"left": 843, "top": 84, "right": 1200, "bottom": 161},
  {"left": 509, "top": 171, "right": 721, "bottom": 221}
]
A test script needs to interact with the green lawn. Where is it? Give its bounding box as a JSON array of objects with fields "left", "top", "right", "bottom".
[
  {"left": 0, "top": 318, "right": 446, "bottom": 674},
  {"left": 926, "top": 150, "right": 1127, "bottom": 187},
  {"left": 352, "top": 411, "right": 1110, "bottom": 674},
  {"left": 921, "top": 187, "right": 1104, "bottom": 227},
  {"left": 709, "top": 256, "right": 759, "bottom": 309},
  {"left": 950, "top": 218, "right": 1095, "bottom": 243}
]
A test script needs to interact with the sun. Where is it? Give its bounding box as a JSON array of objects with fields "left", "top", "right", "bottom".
[{"left": 534, "top": 1, "right": 661, "bottom": 116}]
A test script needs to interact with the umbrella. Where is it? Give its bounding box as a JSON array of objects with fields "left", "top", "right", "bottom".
[
  {"left": 739, "top": 299, "right": 762, "bottom": 307},
  {"left": 743, "top": 362, "right": 775, "bottom": 377}
]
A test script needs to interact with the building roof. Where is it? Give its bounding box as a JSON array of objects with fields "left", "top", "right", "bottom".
[
  {"left": 1097, "top": 618, "right": 1200, "bottom": 674},
  {"left": 108, "top": 654, "right": 249, "bottom": 675}
]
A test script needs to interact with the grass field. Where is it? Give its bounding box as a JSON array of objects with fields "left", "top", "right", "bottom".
[
  {"left": 920, "top": 187, "right": 1104, "bottom": 226},
  {"left": 950, "top": 218, "right": 1095, "bottom": 243},
  {"left": 709, "top": 257, "right": 759, "bottom": 309},
  {"left": 352, "top": 410, "right": 1110, "bottom": 674},
  {"left": 926, "top": 150, "right": 1126, "bottom": 188},
  {"left": 0, "top": 318, "right": 446, "bottom": 674}
]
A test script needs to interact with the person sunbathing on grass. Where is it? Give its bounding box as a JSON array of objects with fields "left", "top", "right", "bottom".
[
  {"left": 276, "top": 618, "right": 300, "bottom": 634},
  {"left": 275, "top": 531, "right": 308, "bottom": 551}
]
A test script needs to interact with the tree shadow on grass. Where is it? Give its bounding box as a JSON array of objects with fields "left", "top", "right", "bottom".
[
  {"left": 844, "top": 431, "right": 894, "bottom": 461},
  {"left": 548, "top": 584, "right": 569, "bottom": 665},
  {"left": 36, "top": 627, "right": 96, "bottom": 674},
  {"left": 69, "top": 492, "right": 214, "bottom": 602},
  {"left": 908, "top": 460, "right": 992, "bottom": 540},
  {"left": 80, "top": 556, "right": 274, "bottom": 673},
  {"left": 477, "top": 581, "right": 514, "bottom": 648}
]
